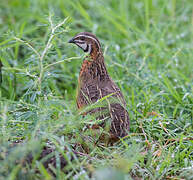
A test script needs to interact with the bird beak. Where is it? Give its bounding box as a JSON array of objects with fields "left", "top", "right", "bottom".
[{"left": 68, "top": 38, "right": 75, "bottom": 43}]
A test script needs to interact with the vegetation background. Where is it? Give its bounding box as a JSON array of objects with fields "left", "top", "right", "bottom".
[{"left": 0, "top": 0, "right": 192, "bottom": 179}]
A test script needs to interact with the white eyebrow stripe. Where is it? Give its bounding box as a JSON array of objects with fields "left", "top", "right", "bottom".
[
  {"left": 75, "top": 40, "right": 83, "bottom": 43},
  {"left": 75, "top": 34, "right": 100, "bottom": 48}
]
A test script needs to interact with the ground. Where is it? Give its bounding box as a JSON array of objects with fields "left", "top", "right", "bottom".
[{"left": 0, "top": 0, "right": 193, "bottom": 179}]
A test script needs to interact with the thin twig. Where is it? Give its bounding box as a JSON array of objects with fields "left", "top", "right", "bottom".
[
  {"left": 44, "top": 56, "right": 82, "bottom": 70},
  {"left": 140, "top": 121, "right": 151, "bottom": 147},
  {"left": 38, "top": 16, "right": 69, "bottom": 91},
  {"left": 72, "top": 150, "right": 91, "bottom": 158},
  {"left": 14, "top": 37, "right": 41, "bottom": 60}
]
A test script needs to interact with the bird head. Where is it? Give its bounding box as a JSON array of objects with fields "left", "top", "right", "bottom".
[{"left": 68, "top": 32, "right": 101, "bottom": 55}]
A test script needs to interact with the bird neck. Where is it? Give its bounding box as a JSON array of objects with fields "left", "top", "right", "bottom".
[
  {"left": 90, "top": 48, "right": 102, "bottom": 61},
  {"left": 79, "top": 52, "right": 109, "bottom": 83}
]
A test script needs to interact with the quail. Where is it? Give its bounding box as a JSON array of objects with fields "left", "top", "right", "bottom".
[{"left": 68, "top": 32, "right": 129, "bottom": 141}]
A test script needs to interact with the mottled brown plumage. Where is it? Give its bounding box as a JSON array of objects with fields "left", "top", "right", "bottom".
[{"left": 69, "top": 32, "right": 129, "bottom": 140}]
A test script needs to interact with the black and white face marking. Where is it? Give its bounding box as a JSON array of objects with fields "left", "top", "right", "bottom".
[
  {"left": 68, "top": 33, "right": 101, "bottom": 54},
  {"left": 74, "top": 39, "right": 88, "bottom": 51}
]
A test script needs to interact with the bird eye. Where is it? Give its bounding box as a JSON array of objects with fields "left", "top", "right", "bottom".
[{"left": 80, "top": 37, "right": 85, "bottom": 40}]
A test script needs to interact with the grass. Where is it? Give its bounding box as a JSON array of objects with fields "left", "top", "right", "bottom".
[{"left": 0, "top": 0, "right": 193, "bottom": 179}]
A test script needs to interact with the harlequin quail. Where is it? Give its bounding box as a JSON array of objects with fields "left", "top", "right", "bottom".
[{"left": 68, "top": 32, "right": 129, "bottom": 141}]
